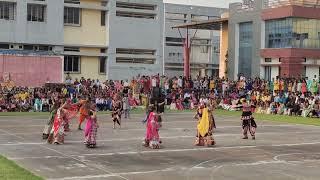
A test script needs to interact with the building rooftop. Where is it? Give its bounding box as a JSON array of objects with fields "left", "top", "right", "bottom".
[{"left": 263, "top": 0, "right": 320, "bottom": 9}]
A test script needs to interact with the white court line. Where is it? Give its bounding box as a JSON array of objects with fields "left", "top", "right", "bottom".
[
  {"left": 72, "top": 141, "right": 320, "bottom": 157},
  {"left": 0, "top": 124, "right": 304, "bottom": 133},
  {"left": 8, "top": 141, "right": 320, "bottom": 160},
  {"left": 35, "top": 149, "right": 320, "bottom": 180},
  {"left": 2, "top": 131, "right": 318, "bottom": 146},
  {"left": 0, "top": 127, "right": 129, "bottom": 180},
  {"left": 47, "top": 168, "right": 176, "bottom": 180}
]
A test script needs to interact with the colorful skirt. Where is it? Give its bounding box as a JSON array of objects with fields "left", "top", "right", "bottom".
[
  {"left": 85, "top": 125, "right": 98, "bottom": 148},
  {"left": 195, "top": 135, "right": 215, "bottom": 146},
  {"left": 143, "top": 138, "right": 161, "bottom": 149},
  {"left": 47, "top": 122, "right": 65, "bottom": 145},
  {"left": 241, "top": 112, "right": 257, "bottom": 129},
  {"left": 42, "top": 112, "right": 56, "bottom": 139}
]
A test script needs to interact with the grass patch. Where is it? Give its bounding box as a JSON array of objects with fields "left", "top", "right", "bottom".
[
  {"left": 0, "top": 155, "right": 43, "bottom": 180},
  {"left": 214, "top": 109, "right": 320, "bottom": 126}
]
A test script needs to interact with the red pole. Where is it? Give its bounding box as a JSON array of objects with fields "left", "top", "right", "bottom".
[{"left": 183, "top": 29, "right": 190, "bottom": 78}]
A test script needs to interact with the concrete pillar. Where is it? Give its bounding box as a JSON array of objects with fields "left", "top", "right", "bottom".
[{"left": 219, "top": 13, "right": 229, "bottom": 79}]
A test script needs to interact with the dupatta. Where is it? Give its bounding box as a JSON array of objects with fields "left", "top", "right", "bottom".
[{"left": 197, "top": 108, "right": 210, "bottom": 137}]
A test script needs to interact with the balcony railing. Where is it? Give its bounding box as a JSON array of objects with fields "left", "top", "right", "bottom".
[{"left": 264, "top": 0, "right": 320, "bottom": 9}]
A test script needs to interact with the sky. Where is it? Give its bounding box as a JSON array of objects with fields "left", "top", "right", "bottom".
[{"left": 164, "top": 0, "right": 242, "bottom": 8}]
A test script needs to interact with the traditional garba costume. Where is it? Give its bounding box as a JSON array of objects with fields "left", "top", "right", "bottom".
[
  {"left": 240, "top": 103, "right": 257, "bottom": 139},
  {"left": 84, "top": 113, "right": 98, "bottom": 148},
  {"left": 78, "top": 100, "right": 90, "bottom": 130},
  {"left": 195, "top": 106, "right": 215, "bottom": 146},
  {"left": 143, "top": 111, "right": 161, "bottom": 149},
  {"left": 42, "top": 105, "right": 59, "bottom": 139},
  {"left": 112, "top": 100, "right": 122, "bottom": 128},
  {"left": 47, "top": 104, "right": 78, "bottom": 145}
]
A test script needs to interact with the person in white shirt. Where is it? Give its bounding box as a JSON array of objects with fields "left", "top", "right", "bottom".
[
  {"left": 124, "top": 80, "right": 129, "bottom": 87},
  {"left": 122, "top": 95, "right": 130, "bottom": 119},
  {"left": 183, "top": 92, "right": 191, "bottom": 109},
  {"left": 178, "top": 77, "right": 183, "bottom": 88},
  {"left": 95, "top": 79, "right": 100, "bottom": 87},
  {"left": 199, "top": 96, "right": 208, "bottom": 105},
  {"left": 151, "top": 77, "right": 157, "bottom": 87}
]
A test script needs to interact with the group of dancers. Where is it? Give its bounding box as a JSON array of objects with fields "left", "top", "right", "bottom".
[
  {"left": 42, "top": 97, "right": 99, "bottom": 148},
  {"left": 41, "top": 95, "right": 257, "bottom": 149}
]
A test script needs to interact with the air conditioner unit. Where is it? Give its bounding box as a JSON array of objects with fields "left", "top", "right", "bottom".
[{"left": 9, "top": 44, "right": 15, "bottom": 49}]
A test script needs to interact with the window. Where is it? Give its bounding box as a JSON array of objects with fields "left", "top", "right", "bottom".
[
  {"left": 0, "top": 2, "right": 15, "bottom": 20},
  {"left": 302, "top": 66, "right": 307, "bottom": 77},
  {"left": 101, "top": 11, "right": 105, "bottom": 26},
  {"left": 64, "top": 47, "right": 80, "bottom": 52},
  {"left": 191, "top": 14, "right": 209, "bottom": 22},
  {"left": 27, "top": 4, "right": 46, "bottom": 22},
  {"left": 116, "top": 57, "right": 155, "bottom": 64},
  {"left": 64, "top": 56, "right": 80, "bottom": 73},
  {"left": 39, "top": 46, "right": 49, "bottom": 51},
  {"left": 99, "top": 57, "right": 106, "bottom": 74},
  {"left": 265, "top": 17, "right": 320, "bottom": 49},
  {"left": 64, "top": 0, "right": 80, "bottom": 4},
  {"left": 166, "top": 37, "right": 184, "bottom": 47},
  {"left": 64, "top": 7, "right": 80, "bottom": 25},
  {"left": 23, "top": 45, "right": 33, "bottom": 50},
  {"left": 0, "top": 44, "right": 9, "bottom": 49},
  {"left": 116, "top": 2, "right": 156, "bottom": 10},
  {"left": 238, "top": 22, "right": 253, "bottom": 78},
  {"left": 116, "top": 48, "right": 156, "bottom": 55},
  {"left": 265, "top": 58, "right": 272, "bottom": 62},
  {"left": 264, "top": 66, "right": 271, "bottom": 81},
  {"left": 101, "top": 1, "right": 108, "bottom": 7},
  {"left": 166, "top": 13, "right": 187, "bottom": 23},
  {"left": 100, "top": 48, "right": 106, "bottom": 53},
  {"left": 116, "top": 11, "right": 156, "bottom": 19},
  {"left": 166, "top": 37, "right": 184, "bottom": 43}
]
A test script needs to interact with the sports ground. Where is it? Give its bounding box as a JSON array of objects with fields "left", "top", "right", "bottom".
[{"left": 0, "top": 112, "right": 320, "bottom": 180}]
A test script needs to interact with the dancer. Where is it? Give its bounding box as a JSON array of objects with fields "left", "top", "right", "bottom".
[
  {"left": 194, "top": 103, "right": 215, "bottom": 146},
  {"left": 112, "top": 94, "right": 122, "bottom": 129},
  {"left": 84, "top": 110, "right": 99, "bottom": 148},
  {"left": 208, "top": 98, "right": 217, "bottom": 129},
  {"left": 47, "top": 99, "right": 78, "bottom": 145},
  {"left": 143, "top": 105, "right": 161, "bottom": 149},
  {"left": 238, "top": 99, "right": 257, "bottom": 140},
  {"left": 42, "top": 100, "right": 60, "bottom": 139},
  {"left": 78, "top": 97, "right": 90, "bottom": 130}
]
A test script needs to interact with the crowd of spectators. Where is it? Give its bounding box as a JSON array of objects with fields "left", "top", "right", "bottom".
[{"left": 1, "top": 74, "right": 320, "bottom": 118}]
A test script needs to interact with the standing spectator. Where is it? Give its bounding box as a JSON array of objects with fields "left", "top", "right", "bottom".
[
  {"left": 34, "top": 97, "right": 42, "bottom": 112},
  {"left": 122, "top": 95, "right": 130, "bottom": 119}
]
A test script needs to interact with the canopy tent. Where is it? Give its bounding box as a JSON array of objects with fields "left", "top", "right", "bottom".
[{"left": 171, "top": 18, "right": 228, "bottom": 78}]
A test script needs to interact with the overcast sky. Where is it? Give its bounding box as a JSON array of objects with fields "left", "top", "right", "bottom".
[{"left": 164, "top": 0, "right": 242, "bottom": 8}]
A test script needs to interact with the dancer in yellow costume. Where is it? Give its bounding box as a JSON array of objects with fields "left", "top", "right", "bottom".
[{"left": 194, "top": 103, "right": 215, "bottom": 146}]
